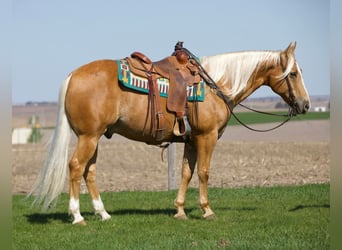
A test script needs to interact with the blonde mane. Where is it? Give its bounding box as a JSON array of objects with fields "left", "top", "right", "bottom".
[{"left": 200, "top": 50, "right": 295, "bottom": 98}]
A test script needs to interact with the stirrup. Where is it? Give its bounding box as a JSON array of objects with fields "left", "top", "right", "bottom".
[{"left": 173, "top": 116, "right": 191, "bottom": 137}]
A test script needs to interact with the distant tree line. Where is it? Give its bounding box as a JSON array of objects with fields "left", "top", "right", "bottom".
[{"left": 25, "top": 101, "right": 57, "bottom": 106}]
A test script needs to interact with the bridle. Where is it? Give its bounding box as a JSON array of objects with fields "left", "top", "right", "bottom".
[
  {"left": 279, "top": 55, "right": 299, "bottom": 113},
  {"left": 174, "top": 42, "right": 297, "bottom": 132}
]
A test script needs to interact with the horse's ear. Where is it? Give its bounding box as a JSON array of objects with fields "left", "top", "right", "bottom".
[{"left": 284, "top": 42, "right": 296, "bottom": 56}]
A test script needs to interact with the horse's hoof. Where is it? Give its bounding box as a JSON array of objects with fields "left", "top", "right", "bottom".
[
  {"left": 203, "top": 212, "right": 216, "bottom": 220},
  {"left": 96, "top": 211, "right": 111, "bottom": 221},
  {"left": 174, "top": 213, "right": 188, "bottom": 220},
  {"left": 101, "top": 215, "right": 111, "bottom": 221},
  {"left": 74, "top": 220, "right": 87, "bottom": 226}
]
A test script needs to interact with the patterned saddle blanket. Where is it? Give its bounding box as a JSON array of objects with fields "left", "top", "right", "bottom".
[{"left": 116, "top": 59, "right": 205, "bottom": 102}]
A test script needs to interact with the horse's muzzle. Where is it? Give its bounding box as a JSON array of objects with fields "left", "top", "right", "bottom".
[{"left": 292, "top": 99, "right": 310, "bottom": 114}]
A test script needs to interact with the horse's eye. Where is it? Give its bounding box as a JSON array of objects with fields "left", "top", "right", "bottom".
[{"left": 289, "top": 72, "right": 297, "bottom": 78}]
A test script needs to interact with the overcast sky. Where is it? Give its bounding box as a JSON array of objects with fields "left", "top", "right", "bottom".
[{"left": 12, "top": 0, "right": 329, "bottom": 104}]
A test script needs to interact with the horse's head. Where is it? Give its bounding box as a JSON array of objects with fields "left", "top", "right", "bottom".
[{"left": 268, "top": 42, "right": 310, "bottom": 114}]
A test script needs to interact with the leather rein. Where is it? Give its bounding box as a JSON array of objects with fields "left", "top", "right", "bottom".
[{"left": 176, "top": 43, "right": 297, "bottom": 132}]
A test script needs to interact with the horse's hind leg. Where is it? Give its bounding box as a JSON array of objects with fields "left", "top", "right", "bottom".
[
  {"left": 83, "top": 146, "right": 111, "bottom": 221},
  {"left": 69, "top": 135, "right": 104, "bottom": 224}
]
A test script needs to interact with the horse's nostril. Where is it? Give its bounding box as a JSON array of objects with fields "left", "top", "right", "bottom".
[{"left": 304, "top": 102, "right": 310, "bottom": 112}]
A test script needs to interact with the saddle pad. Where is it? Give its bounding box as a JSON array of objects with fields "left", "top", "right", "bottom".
[{"left": 116, "top": 59, "right": 205, "bottom": 102}]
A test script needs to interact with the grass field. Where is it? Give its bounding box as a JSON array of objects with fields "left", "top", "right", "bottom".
[
  {"left": 228, "top": 111, "right": 329, "bottom": 126},
  {"left": 13, "top": 184, "right": 329, "bottom": 249}
]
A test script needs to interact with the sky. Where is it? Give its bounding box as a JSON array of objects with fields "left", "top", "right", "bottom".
[{"left": 12, "top": 0, "right": 329, "bottom": 104}]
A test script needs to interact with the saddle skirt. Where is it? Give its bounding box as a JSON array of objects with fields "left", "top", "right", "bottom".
[{"left": 116, "top": 59, "right": 205, "bottom": 102}]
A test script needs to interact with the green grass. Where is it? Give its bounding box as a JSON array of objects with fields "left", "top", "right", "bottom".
[
  {"left": 13, "top": 184, "right": 329, "bottom": 249},
  {"left": 228, "top": 111, "right": 330, "bottom": 126}
]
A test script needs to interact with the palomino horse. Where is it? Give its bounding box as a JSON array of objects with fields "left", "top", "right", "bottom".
[{"left": 29, "top": 42, "right": 310, "bottom": 224}]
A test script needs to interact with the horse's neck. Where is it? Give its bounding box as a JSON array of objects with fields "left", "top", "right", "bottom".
[
  {"left": 229, "top": 72, "right": 266, "bottom": 106},
  {"left": 201, "top": 51, "right": 279, "bottom": 107}
]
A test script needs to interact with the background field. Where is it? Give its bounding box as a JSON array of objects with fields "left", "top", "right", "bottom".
[{"left": 12, "top": 120, "right": 329, "bottom": 194}]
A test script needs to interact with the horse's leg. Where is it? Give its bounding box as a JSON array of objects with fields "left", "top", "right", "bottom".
[
  {"left": 83, "top": 146, "right": 111, "bottom": 221},
  {"left": 174, "top": 142, "right": 197, "bottom": 219},
  {"left": 195, "top": 132, "right": 217, "bottom": 219},
  {"left": 68, "top": 135, "right": 99, "bottom": 225}
]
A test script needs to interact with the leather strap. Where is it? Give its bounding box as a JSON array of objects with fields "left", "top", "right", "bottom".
[
  {"left": 141, "top": 67, "right": 165, "bottom": 141},
  {"left": 151, "top": 74, "right": 165, "bottom": 140}
]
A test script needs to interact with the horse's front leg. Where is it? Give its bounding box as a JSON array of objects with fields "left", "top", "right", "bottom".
[
  {"left": 195, "top": 132, "right": 217, "bottom": 219},
  {"left": 174, "top": 142, "right": 197, "bottom": 219}
]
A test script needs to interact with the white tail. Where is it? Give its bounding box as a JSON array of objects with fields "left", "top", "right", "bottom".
[{"left": 28, "top": 74, "right": 72, "bottom": 211}]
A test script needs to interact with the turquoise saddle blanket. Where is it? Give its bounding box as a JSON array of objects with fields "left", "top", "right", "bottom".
[{"left": 116, "top": 59, "right": 205, "bottom": 102}]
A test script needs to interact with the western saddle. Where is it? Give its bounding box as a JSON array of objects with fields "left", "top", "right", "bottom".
[{"left": 125, "top": 42, "right": 202, "bottom": 141}]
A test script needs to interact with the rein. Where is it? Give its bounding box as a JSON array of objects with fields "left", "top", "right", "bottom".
[
  {"left": 174, "top": 42, "right": 295, "bottom": 132},
  {"left": 229, "top": 105, "right": 295, "bottom": 132}
]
